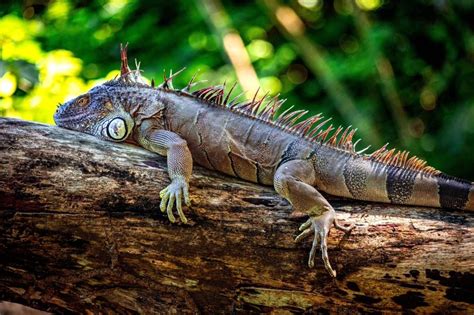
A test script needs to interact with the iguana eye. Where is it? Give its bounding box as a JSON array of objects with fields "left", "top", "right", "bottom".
[
  {"left": 76, "top": 95, "right": 90, "bottom": 106},
  {"left": 106, "top": 117, "right": 128, "bottom": 140}
]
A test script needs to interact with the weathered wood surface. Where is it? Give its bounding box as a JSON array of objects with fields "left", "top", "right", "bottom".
[{"left": 0, "top": 117, "right": 473, "bottom": 314}]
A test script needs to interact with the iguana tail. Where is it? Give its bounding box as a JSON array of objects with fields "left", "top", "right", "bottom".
[
  {"left": 430, "top": 173, "right": 474, "bottom": 211},
  {"left": 344, "top": 155, "right": 474, "bottom": 211},
  {"left": 314, "top": 146, "right": 474, "bottom": 211}
]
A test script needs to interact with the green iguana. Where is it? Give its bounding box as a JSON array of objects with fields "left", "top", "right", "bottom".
[{"left": 54, "top": 45, "right": 474, "bottom": 277}]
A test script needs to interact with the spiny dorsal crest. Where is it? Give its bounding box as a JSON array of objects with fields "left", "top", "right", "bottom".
[
  {"left": 116, "top": 44, "right": 439, "bottom": 176},
  {"left": 106, "top": 43, "right": 149, "bottom": 87},
  {"left": 368, "top": 144, "right": 440, "bottom": 175}
]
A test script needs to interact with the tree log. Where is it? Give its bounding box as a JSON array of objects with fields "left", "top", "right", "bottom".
[{"left": 0, "top": 117, "right": 473, "bottom": 314}]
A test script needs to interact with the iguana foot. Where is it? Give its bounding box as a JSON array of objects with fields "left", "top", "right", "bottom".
[
  {"left": 295, "top": 209, "right": 353, "bottom": 277},
  {"left": 159, "top": 176, "right": 191, "bottom": 223}
]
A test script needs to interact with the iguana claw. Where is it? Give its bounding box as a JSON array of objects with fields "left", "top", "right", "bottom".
[
  {"left": 159, "top": 177, "right": 190, "bottom": 223},
  {"left": 295, "top": 209, "right": 354, "bottom": 277}
]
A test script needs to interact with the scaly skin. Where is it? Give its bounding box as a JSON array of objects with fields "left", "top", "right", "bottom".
[{"left": 54, "top": 46, "right": 474, "bottom": 277}]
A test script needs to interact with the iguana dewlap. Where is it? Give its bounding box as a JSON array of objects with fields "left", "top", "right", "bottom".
[{"left": 54, "top": 45, "right": 474, "bottom": 277}]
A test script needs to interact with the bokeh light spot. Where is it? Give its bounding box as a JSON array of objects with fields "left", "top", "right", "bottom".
[
  {"left": 260, "top": 76, "right": 282, "bottom": 95},
  {"left": 287, "top": 64, "right": 308, "bottom": 84},
  {"left": 189, "top": 32, "right": 208, "bottom": 50},
  {"left": 245, "top": 26, "right": 266, "bottom": 40},
  {"left": 46, "top": 0, "right": 71, "bottom": 20},
  {"left": 41, "top": 50, "right": 82, "bottom": 79},
  {"left": 248, "top": 40, "right": 274, "bottom": 60},
  {"left": 104, "top": 0, "right": 129, "bottom": 15},
  {"left": 334, "top": 0, "right": 354, "bottom": 15},
  {"left": 298, "top": 0, "right": 322, "bottom": 10},
  {"left": 409, "top": 118, "right": 425, "bottom": 138},
  {"left": 0, "top": 72, "right": 17, "bottom": 97},
  {"left": 339, "top": 35, "right": 359, "bottom": 54},
  {"left": 355, "top": 0, "right": 382, "bottom": 11},
  {"left": 23, "top": 6, "right": 35, "bottom": 19},
  {"left": 420, "top": 88, "right": 437, "bottom": 111},
  {"left": 94, "top": 24, "right": 113, "bottom": 41}
]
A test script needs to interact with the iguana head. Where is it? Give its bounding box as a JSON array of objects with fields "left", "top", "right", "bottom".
[
  {"left": 54, "top": 44, "right": 151, "bottom": 142},
  {"left": 54, "top": 84, "right": 136, "bottom": 142}
]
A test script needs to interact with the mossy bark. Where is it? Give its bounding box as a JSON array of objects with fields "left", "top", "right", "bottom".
[{"left": 0, "top": 118, "right": 473, "bottom": 314}]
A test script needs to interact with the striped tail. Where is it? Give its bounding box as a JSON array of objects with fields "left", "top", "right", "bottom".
[
  {"left": 327, "top": 153, "right": 474, "bottom": 211},
  {"left": 431, "top": 173, "right": 474, "bottom": 211}
]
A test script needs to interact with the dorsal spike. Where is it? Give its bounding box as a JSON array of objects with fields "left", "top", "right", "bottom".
[
  {"left": 370, "top": 143, "right": 389, "bottom": 159},
  {"left": 120, "top": 43, "right": 131, "bottom": 76},
  {"left": 216, "top": 87, "right": 225, "bottom": 105},
  {"left": 299, "top": 115, "right": 323, "bottom": 136},
  {"left": 193, "top": 86, "right": 213, "bottom": 98},
  {"left": 216, "top": 81, "right": 226, "bottom": 105},
  {"left": 279, "top": 109, "right": 305, "bottom": 126},
  {"left": 401, "top": 151, "right": 409, "bottom": 165},
  {"left": 328, "top": 126, "right": 344, "bottom": 146},
  {"left": 160, "top": 70, "right": 169, "bottom": 89},
  {"left": 168, "top": 69, "right": 174, "bottom": 90},
  {"left": 228, "top": 91, "right": 246, "bottom": 107},
  {"left": 337, "top": 125, "right": 352, "bottom": 148},
  {"left": 267, "top": 95, "right": 281, "bottom": 117},
  {"left": 382, "top": 148, "right": 396, "bottom": 164},
  {"left": 151, "top": 78, "right": 155, "bottom": 88},
  {"left": 288, "top": 110, "right": 308, "bottom": 127},
  {"left": 392, "top": 151, "right": 401, "bottom": 166},
  {"left": 253, "top": 92, "right": 269, "bottom": 115},
  {"left": 352, "top": 138, "right": 362, "bottom": 151},
  {"left": 182, "top": 71, "right": 200, "bottom": 92},
  {"left": 318, "top": 124, "right": 334, "bottom": 142},
  {"left": 236, "top": 100, "right": 254, "bottom": 112},
  {"left": 357, "top": 145, "right": 371, "bottom": 155},
  {"left": 251, "top": 87, "right": 260, "bottom": 104},
  {"left": 294, "top": 118, "right": 314, "bottom": 135},
  {"left": 237, "top": 87, "right": 261, "bottom": 112},
  {"left": 406, "top": 156, "right": 417, "bottom": 168},
  {"left": 166, "top": 67, "right": 186, "bottom": 90},
  {"left": 240, "top": 89, "right": 266, "bottom": 115},
  {"left": 276, "top": 105, "right": 295, "bottom": 124},
  {"left": 260, "top": 98, "right": 277, "bottom": 120},
  {"left": 204, "top": 89, "right": 218, "bottom": 100},
  {"left": 343, "top": 128, "right": 357, "bottom": 149},
  {"left": 223, "top": 82, "right": 238, "bottom": 105},
  {"left": 203, "top": 87, "right": 221, "bottom": 102},
  {"left": 307, "top": 117, "right": 331, "bottom": 138},
  {"left": 272, "top": 98, "right": 287, "bottom": 120},
  {"left": 135, "top": 59, "right": 141, "bottom": 72}
]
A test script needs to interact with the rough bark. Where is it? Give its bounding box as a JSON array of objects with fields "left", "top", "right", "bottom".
[{"left": 0, "top": 117, "right": 473, "bottom": 314}]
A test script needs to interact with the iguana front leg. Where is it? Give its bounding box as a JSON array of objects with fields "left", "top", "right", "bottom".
[
  {"left": 274, "top": 160, "right": 354, "bottom": 277},
  {"left": 137, "top": 121, "right": 193, "bottom": 223}
]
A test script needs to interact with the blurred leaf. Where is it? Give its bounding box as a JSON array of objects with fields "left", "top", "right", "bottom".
[{"left": 12, "top": 61, "right": 39, "bottom": 86}]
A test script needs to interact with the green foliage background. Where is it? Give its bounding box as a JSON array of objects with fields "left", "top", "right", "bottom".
[{"left": 0, "top": 0, "right": 473, "bottom": 178}]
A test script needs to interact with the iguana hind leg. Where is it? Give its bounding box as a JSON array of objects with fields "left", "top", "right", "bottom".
[{"left": 274, "top": 159, "right": 354, "bottom": 277}]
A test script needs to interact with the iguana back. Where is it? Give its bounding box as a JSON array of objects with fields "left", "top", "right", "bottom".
[{"left": 162, "top": 88, "right": 473, "bottom": 211}]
